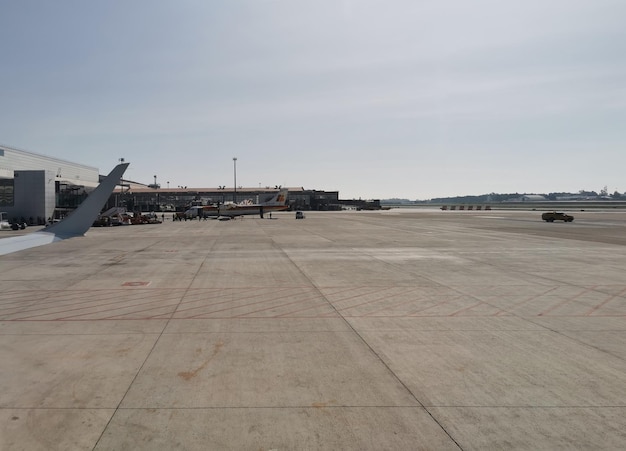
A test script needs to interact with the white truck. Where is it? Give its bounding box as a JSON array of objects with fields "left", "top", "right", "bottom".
[{"left": 0, "top": 212, "right": 11, "bottom": 230}]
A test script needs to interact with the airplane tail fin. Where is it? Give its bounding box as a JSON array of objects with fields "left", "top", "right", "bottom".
[
  {"left": 45, "top": 163, "right": 130, "bottom": 238},
  {"left": 263, "top": 188, "right": 289, "bottom": 206}
]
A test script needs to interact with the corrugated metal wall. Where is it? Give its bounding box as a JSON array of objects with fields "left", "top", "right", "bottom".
[{"left": 0, "top": 144, "right": 99, "bottom": 184}]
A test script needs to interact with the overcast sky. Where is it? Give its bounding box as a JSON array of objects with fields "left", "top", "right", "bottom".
[{"left": 1, "top": 1, "right": 625, "bottom": 199}]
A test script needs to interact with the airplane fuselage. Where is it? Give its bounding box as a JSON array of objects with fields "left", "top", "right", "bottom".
[
  {"left": 184, "top": 189, "right": 289, "bottom": 219},
  {"left": 186, "top": 204, "right": 289, "bottom": 218},
  {"left": 220, "top": 204, "right": 288, "bottom": 217}
]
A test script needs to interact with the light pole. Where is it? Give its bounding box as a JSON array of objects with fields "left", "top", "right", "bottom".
[{"left": 233, "top": 157, "right": 237, "bottom": 203}]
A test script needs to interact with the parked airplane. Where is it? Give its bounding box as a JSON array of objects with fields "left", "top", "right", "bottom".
[
  {"left": 0, "top": 163, "right": 129, "bottom": 256},
  {"left": 185, "top": 189, "right": 289, "bottom": 219}
]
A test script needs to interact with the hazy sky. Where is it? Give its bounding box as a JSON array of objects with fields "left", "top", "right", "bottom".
[{"left": 1, "top": 1, "right": 625, "bottom": 199}]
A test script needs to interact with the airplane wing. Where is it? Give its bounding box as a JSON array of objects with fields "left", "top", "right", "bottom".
[
  {"left": 0, "top": 232, "right": 60, "bottom": 255},
  {"left": 0, "top": 162, "right": 129, "bottom": 256}
]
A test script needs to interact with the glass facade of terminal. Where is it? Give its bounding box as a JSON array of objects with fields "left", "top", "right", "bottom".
[{"left": 0, "top": 178, "right": 14, "bottom": 207}]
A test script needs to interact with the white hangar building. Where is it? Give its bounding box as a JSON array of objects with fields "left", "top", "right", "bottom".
[{"left": 0, "top": 144, "right": 100, "bottom": 224}]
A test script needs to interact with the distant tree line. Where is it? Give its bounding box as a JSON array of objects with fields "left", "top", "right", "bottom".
[
  {"left": 426, "top": 193, "right": 519, "bottom": 203},
  {"left": 382, "top": 190, "right": 624, "bottom": 204}
]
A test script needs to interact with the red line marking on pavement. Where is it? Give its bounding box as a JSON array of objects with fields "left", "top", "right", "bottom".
[
  {"left": 498, "top": 286, "right": 561, "bottom": 314},
  {"left": 449, "top": 301, "right": 486, "bottom": 316},
  {"left": 178, "top": 287, "right": 271, "bottom": 306},
  {"left": 65, "top": 298, "right": 181, "bottom": 320},
  {"left": 585, "top": 286, "right": 626, "bottom": 316},
  {"left": 361, "top": 288, "right": 432, "bottom": 316},
  {"left": 538, "top": 286, "right": 596, "bottom": 316},
  {"left": 9, "top": 290, "right": 180, "bottom": 321},
  {"left": 105, "top": 303, "right": 183, "bottom": 320},
  {"left": 334, "top": 287, "right": 415, "bottom": 312},
  {"left": 405, "top": 295, "right": 463, "bottom": 316},
  {"left": 234, "top": 296, "right": 328, "bottom": 318},
  {"left": 174, "top": 288, "right": 299, "bottom": 316},
  {"left": 184, "top": 292, "right": 308, "bottom": 319},
  {"left": 313, "top": 286, "right": 370, "bottom": 304},
  {"left": 274, "top": 302, "right": 339, "bottom": 317},
  {"left": 7, "top": 291, "right": 131, "bottom": 320}
]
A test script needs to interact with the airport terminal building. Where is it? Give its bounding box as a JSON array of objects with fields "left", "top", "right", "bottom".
[
  {"left": 109, "top": 186, "right": 342, "bottom": 214},
  {"left": 1, "top": 144, "right": 360, "bottom": 224},
  {"left": 0, "top": 144, "right": 100, "bottom": 224}
]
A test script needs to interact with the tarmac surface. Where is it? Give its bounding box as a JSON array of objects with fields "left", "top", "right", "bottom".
[{"left": 1, "top": 209, "right": 625, "bottom": 450}]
